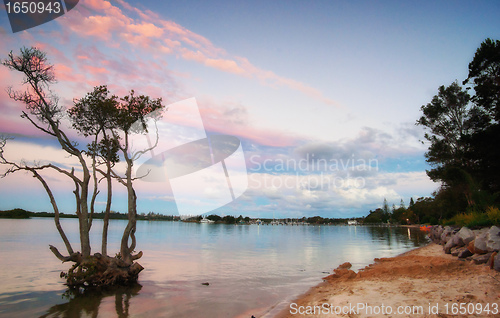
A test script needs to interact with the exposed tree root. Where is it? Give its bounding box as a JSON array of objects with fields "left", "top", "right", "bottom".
[{"left": 54, "top": 247, "right": 144, "bottom": 289}]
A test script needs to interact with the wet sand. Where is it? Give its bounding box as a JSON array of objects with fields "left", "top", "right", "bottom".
[{"left": 275, "top": 243, "right": 500, "bottom": 317}]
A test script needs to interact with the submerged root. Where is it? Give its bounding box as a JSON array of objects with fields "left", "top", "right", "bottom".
[{"left": 60, "top": 253, "right": 144, "bottom": 289}]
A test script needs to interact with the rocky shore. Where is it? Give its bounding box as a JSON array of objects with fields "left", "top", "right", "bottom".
[{"left": 276, "top": 226, "right": 500, "bottom": 318}]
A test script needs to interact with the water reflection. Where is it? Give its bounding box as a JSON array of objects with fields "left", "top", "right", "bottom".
[
  {"left": 39, "top": 284, "right": 142, "bottom": 318},
  {"left": 365, "top": 226, "right": 426, "bottom": 248},
  {"left": 0, "top": 219, "right": 430, "bottom": 318}
]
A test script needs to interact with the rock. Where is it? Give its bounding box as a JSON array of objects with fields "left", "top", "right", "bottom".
[
  {"left": 494, "top": 252, "right": 500, "bottom": 272},
  {"left": 467, "top": 240, "right": 475, "bottom": 254},
  {"left": 475, "top": 232, "right": 489, "bottom": 254},
  {"left": 429, "top": 225, "right": 443, "bottom": 243},
  {"left": 488, "top": 252, "right": 498, "bottom": 269},
  {"left": 471, "top": 252, "right": 493, "bottom": 265},
  {"left": 473, "top": 228, "right": 489, "bottom": 238},
  {"left": 444, "top": 237, "right": 456, "bottom": 254},
  {"left": 487, "top": 226, "right": 500, "bottom": 251},
  {"left": 457, "top": 247, "right": 473, "bottom": 259},
  {"left": 440, "top": 226, "right": 457, "bottom": 244},
  {"left": 454, "top": 227, "right": 475, "bottom": 247},
  {"left": 450, "top": 246, "right": 461, "bottom": 256},
  {"left": 474, "top": 226, "right": 500, "bottom": 254},
  {"left": 435, "top": 225, "right": 444, "bottom": 239}
]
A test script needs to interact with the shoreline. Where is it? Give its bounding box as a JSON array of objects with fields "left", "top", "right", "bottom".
[{"left": 273, "top": 242, "right": 500, "bottom": 317}]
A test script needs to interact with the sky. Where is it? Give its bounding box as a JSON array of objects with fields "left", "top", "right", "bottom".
[{"left": 0, "top": 0, "right": 499, "bottom": 218}]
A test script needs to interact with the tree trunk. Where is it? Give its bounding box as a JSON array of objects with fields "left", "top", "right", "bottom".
[
  {"left": 120, "top": 154, "right": 137, "bottom": 265},
  {"left": 32, "top": 170, "right": 74, "bottom": 255},
  {"left": 102, "top": 161, "right": 112, "bottom": 256},
  {"left": 79, "top": 167, "right": 92, "bottom": 257}
]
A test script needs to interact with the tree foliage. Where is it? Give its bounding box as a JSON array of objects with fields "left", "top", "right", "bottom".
[
  {"left": 465, "top": 38, "right": 500, "bottom": 122},
  {"left": 416, "top": 82, "right": 477, "bottom": 183}
]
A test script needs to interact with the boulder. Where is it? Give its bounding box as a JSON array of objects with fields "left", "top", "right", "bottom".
[
  {"left": 457, "top": 247, "right": 473, "bottom": 259},
  {"left": 450, "top": 246, "right": 461, "bottom": 256},
  {"left": 473, "top": 227, "right": 489, "bottom": 238},
  {"left": 494, "top": 252, "right": 500, "bottom": 272},
  {"left": 444, "top": 227, "right": 473, "bottom": 254},
  {"left": 454, "top": 227, "right": 475, "bottom": 247},
  {"left": 430, "top": 225, "right": 443, "bottom": 243},
  {"left": 444, "top": 238, "right": 456, "bottom": 254},
  {"left": 471, "top": 252, "right": 493, "bottom": 265},
  {"left": 440, "top": 226, "right": 457, "bottom": 244},
  {"left": 467, "top": 240, "right": 475, "bottom": 254},
  {"left": 487, "top": 226, "right": 500, "bottom": 251},
  {"left": 488, "top": 252, "right": 498, "bottom": 269},
  {"left": 474, "top": 226, "right": 500, "bottom": 254},
  {"left": 475, "top": 232, "right": 489, "bottom": 254}
]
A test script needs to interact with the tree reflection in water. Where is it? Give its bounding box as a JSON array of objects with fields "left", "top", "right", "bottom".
[{"left": 40, "top": 283, "right": 142, "bottom": 318}]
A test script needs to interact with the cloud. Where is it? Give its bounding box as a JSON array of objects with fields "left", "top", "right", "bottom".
[
  {"left": 51, "top": 0, "right": 336, "bottom": 106},
  {"left": 240, "top": 169, "right": 436, "bottom": 217}
]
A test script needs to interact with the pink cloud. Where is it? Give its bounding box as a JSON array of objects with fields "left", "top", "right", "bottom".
[
  {"left": 205, "top": 58, "right": 245, "bottom": 74},
  {"left": 1, "top": 0, "right": 336, "bottom": 147},
  {"left": 127, "top": 22, "right": 164, "bottom": 38},
  {"left": 56, "top": 0, "right": 337, "bottom": 105},
  {"left": 83, "top": 65, "right": 109, "bottom": 75},
  {"left": 85, "top": 0, "right": 113, "bottom": 10},
  {"left": 53, "top": 63, "right": 86, "bottom": 83},
  {"left": 72, "top": 15, "right": 125, "bottom": 40}
]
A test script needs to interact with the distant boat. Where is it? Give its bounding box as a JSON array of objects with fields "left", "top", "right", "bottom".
[
  {"left": 200, "top": 217, "right": 215, "bottom": 224},
  {"left": 347, "top": 220, "right": 358, "bottom": 225}
]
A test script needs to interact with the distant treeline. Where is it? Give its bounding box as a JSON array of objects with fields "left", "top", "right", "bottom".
[
  {"left": 198, "top": 214, "right": 359, "bottom": 225},
  {"left": 0, "top": 209, "right": 361, "bottom": 225},
  {"left": 0, "top": 209, "right": 179, "bottom": 221}
]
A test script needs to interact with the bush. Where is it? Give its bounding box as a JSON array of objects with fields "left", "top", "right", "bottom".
[
  {"left": 487, "top": 206, "right": 500, "bottom": 225},
  {"left": 443, "top": 208, "right": 500, "bottom": 228}
]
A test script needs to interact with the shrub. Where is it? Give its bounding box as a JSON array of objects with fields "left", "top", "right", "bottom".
[
  {"left": 444, "top": 211, "right": 491, "bottom": 228},
  {"left": 487, "top": 206, "right": 500, "bottom": 225}
]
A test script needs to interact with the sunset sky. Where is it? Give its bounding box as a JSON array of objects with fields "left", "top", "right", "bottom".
[{"left": 0, "top": 0, "right": 499, "bottom": 218}]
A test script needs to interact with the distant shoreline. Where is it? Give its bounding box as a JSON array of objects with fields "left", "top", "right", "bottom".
[
  {"left": 0, "top": 208, "right": 178, "bottom": 221},
  {"left": 0, "top": 208, "right": 427, "bottom": 227}
]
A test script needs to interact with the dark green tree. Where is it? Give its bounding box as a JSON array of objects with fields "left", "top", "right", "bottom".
[
  {"left": 416, "top": 81, "right": 477, "bottom": 183},
  {"left": 409, "top": 197, "right": 415, "bottom": 208},
  {"left": 464, "top": 38, "right": 500, "bottom": 196},
  {"left": 68, "top": 86, "right": 120, "bottom": 256},
  {"left": 464, "top": 38, "right": 500, "bottom": 122},
  {"left": 71, "top": 86, "right": 164, "bottom": 266}
]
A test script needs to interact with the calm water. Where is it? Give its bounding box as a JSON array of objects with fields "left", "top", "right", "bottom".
[{"left": 0, "top": 218, "right": 428, "bottom": 317}]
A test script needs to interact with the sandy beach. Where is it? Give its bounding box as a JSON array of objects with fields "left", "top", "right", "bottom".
[{"left": 275, "top": 242, "right": 500, "bottom": 317}]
